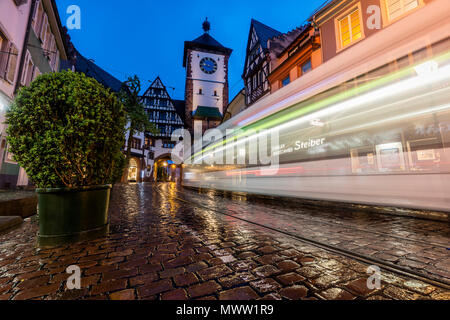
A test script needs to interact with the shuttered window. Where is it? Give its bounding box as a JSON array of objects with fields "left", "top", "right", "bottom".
[
  {"left": 33, "top": 68, "right": 41, "bottom": 81},
  {"left": 0, "top": 32, "right": 8, "bottom": 79},
  {"left": 0, "top": 35, "right": 4, "bottom": 75},
  {"left": 33, "top": 1, "right": 44, "bottom": 36},
  {"left": 21, "top": 53, "right": 35, "bottom": 86},
  {"left": 0, "top": 32, "right": 19, "bottom": 84},
  {"left": 20, "top": 51, "right": 31, "bottom": 85},
  {"left": 338, "top": 8, "right": 362, "bottom": 48},
  {"left": 385, "top": 0, "right": 419, "bottom": 21},
  {"left": 6, "top": 44, "right": 19, "bottom": 83},
  {"left": 40, "top": 14, "right": 48, "bottom": 42}
]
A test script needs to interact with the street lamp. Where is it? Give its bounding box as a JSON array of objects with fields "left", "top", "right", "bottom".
[{"left": 0, "top": 95, "right": 6, "bottom": 112}]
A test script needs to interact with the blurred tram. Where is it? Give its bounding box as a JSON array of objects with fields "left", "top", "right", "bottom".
[{"left": 182, "top": 24, "right": 450, "bottom": 211}]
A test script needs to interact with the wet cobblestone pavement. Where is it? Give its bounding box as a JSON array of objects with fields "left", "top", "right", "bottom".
[
  {"left": 0, "top": 183, "right": 448, "bottom": 300},
  {"left": 178, "top": 187, "right": 450, "bottom": 283}
]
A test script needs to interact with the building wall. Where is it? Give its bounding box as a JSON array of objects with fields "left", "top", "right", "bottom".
[
  {"left": 223, "top": 89, "right": 246, "bottom": 122},
  {"left": 185, "top": 46, "right": 230, "bottom": 133},
  {"left": 269, "top": 28, "right": 322, "bottom": 93},
  {"left": 0, "top": 0, "right": 31, "bottom": 100},
  {"left": 0, "top": 0, "right": 32, "bottom": 188},
  {"left": 189, "top": 50, "right": 227, "bottom": 114},
  {"left": 122, "top": 125, "right": 149, "bottom": 183},
  {"left": 318, "top": 0, "right": 434, "bottom": 63},
  {"left": 0, "top": 0, "right": 68, "bottom": 188}
]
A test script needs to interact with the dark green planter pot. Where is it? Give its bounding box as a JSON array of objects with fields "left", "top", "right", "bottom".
[{"left": 36, "top": 185, "right": 112, "bottom": 247}]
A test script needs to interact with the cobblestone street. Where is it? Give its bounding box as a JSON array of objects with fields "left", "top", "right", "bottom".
[{"left": 0, "top": 183, "right": 449, "bottom": 300}]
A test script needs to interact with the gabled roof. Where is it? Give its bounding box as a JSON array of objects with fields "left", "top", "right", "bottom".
[
  {"left": 141, "top": 77, "right": 187, "bottom": 126},
  {"left": 73, "top": 50, "right": 124, "bottom": 92},
  {"left": 142, "top": 76, "right": 166, "bottom": 96},
  {"left": 251, "top": 19, "right": 282, "bottom": 50},
  {"left": 243, "top": 19, "right": 282, "bottom": 78}
]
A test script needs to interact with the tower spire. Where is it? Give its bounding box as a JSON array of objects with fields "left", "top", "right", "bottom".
[{"left": 202, "top": 17, "right": 210, "bottom": 34}]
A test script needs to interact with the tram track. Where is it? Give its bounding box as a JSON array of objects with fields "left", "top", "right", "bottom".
[
  {"left": 193, "top": 190, "right": 450, "bottom": 249},
  {"left": 159, "top": 185, "right": 450, "bottom": 290}
]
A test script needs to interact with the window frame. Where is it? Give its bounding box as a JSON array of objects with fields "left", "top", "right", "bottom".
[
  {"left": 335, "top": 2, "right": 365, "bottom": 52},
  {"left": 5, "top": 43, "right": 18, "bottom": 83},
  {"left": 0, "top": 30, "right": 8, "bottom": 79},
  {"left": 380, "top": 0, "right": 424, "bottom": 27},
  {"left": 32, "top": 0, "right": 44, "bottom": 35},
  {"left": 281, "top": 75, "right": 291, "bottom": 88},
  {"left": 39, "top": 13, "right": 48, "bottom": 43},
  {"left": 299, "top": 59, "right": 312, "bottom": 76}
]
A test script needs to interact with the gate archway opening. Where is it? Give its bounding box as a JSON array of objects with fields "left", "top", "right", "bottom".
[
  {"left": 153, "top": 157, "right": 181, "bottom": 183},
  {"left": 127, "top": 158, "right": 138, "bottom": 182}
]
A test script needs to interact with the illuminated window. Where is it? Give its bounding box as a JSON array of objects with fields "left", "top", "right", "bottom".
[
  {"left": 281, "top": 76, "right": 290, "bottom": 87},
  {"left": 385, "top": 0, "right": 419, "bottom": 21},
  {"left": 338, "top": 7, "right": 362, "bottom": 48}
]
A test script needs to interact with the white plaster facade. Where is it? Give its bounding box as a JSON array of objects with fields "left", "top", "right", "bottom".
[
  {"left": 0, "top": 0, "right": 32, "bottom": 187},
  {"left": 189, "top": 51, "right": 227, "bottom": 114}
]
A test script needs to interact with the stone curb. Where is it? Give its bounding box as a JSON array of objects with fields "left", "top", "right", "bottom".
[
  {"left": 0, "top": 216, "right": 23, "bottom": 233},
  {"left": 0, "top": 196, "right": 38, "bottom": 218}
]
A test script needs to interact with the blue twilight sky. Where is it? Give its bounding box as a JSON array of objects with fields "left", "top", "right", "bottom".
[{"left": 55, "top": 0, "right": 326, "bottom": 100}]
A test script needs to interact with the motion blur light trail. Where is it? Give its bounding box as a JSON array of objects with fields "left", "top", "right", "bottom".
[
  {"left": 183, "top": 43, "right": 450, "bottom": 212},
  {"left": 189, "top": 51, "right": 450, "bottom": 165}
]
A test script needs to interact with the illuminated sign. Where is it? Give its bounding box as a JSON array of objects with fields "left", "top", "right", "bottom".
[{"left": 295, "top": 138, "right": 326, "bottom": 151}]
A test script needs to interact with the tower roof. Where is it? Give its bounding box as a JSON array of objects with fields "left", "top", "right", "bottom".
[
  {"left": 191, "top": 33, "right": 227, "bottom": 49},
  {"left": 183, "top": 20, "right": 232, "bottom": 67}
]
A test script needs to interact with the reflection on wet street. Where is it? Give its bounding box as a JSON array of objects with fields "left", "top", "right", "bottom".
[
  {"left": 173, "top": 185, "right": 450, "bottom": 283},
  {"left": 0, "top": 183, "right": 448, "bottom": 300}
]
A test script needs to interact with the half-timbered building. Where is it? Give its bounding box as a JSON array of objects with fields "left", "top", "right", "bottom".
[
  {"left": 243, "top": 19, "right": 281, "bottom": 107},
  {"left": 141, "top": 77, "right": 186, "bottom": 181},
  {"left": 242, "top": 19, "right": 306, "bottom": 107}
]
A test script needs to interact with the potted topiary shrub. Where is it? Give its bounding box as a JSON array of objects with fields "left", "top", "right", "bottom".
[{"left": 6, "top": 71, "right": 126, "bottom": 247}]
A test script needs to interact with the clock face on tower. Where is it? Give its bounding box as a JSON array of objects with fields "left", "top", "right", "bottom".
[{"left": 199, "top": 57, "right": 218, "bottom": 74}]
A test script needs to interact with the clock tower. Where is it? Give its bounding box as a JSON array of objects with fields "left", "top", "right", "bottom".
[{"left": 183, "top": 18, "right": 232, "bottom": 134}]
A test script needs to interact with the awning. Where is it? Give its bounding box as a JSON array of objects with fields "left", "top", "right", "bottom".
[{"left": 192, "top": 106, "right": 223, "bottom": 120}]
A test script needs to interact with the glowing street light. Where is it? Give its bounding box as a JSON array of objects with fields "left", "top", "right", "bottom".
[{"left": 0, "top": 97, "right": 5, "bottom": 112}]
